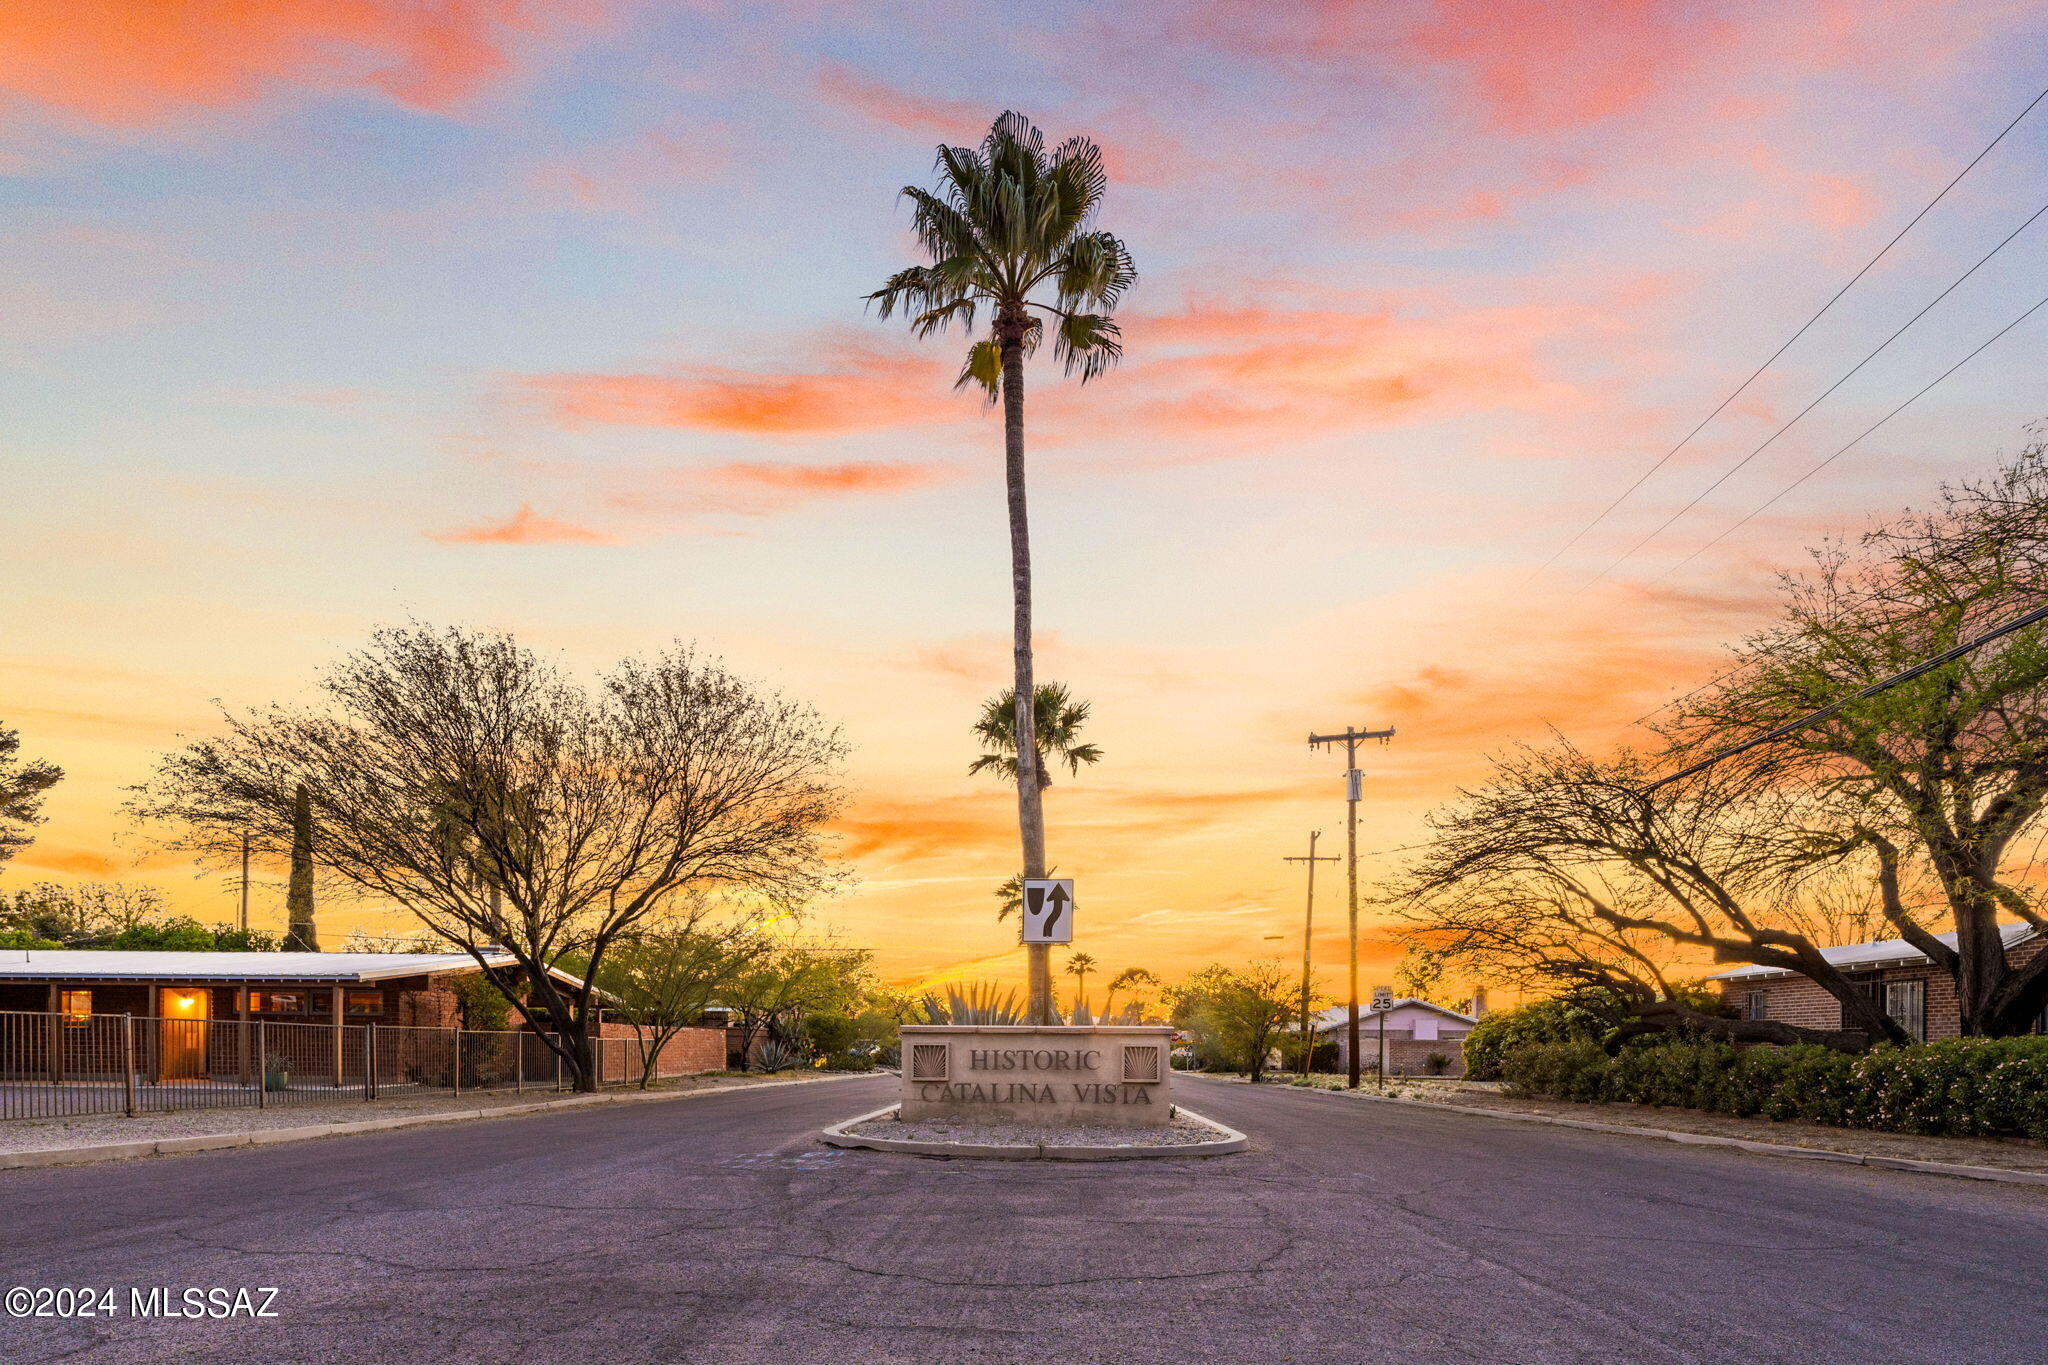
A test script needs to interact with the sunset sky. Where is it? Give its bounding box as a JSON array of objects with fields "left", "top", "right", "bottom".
[{"left": 5, "top": 1, "right": 2048, "bottom": 998}]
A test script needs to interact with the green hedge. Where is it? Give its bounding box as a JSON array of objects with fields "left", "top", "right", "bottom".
[{"left": 1499, "top": 1037, "right": 2048, "bottom": 1142}]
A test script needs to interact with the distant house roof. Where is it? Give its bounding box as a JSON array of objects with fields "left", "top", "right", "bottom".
[
  {"left": 1707, "top": 922, "right": 2039, "bottom": 982},
  {"left": 1310, "top": 998, "right": 1478, "bottom": 1034},
  {"left": 0, "top": 949, "right": 538, "bottom": 985}
]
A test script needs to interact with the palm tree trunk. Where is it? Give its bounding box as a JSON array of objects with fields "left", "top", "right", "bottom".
[{"left": 1000, "top": 329, "right": 1053, "bottom": 1024}]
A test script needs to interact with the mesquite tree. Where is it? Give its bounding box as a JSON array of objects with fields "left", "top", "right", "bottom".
[
  {"left": 134, "top": 624, "right": 845, "bottom": 1090},
  {"left": 1657, "top": 449, "right": 2048, "bottom": 1036},
  {"left": 1396, "top": 741, "right": 1901, "bottom": 1051}
]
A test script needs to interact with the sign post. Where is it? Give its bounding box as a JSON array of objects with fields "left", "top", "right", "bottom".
[
  {"left": 1020, "top": 879, "right": 1075, "bottom": 945},
  {"left": 1371, "top": 985, "right": 1392, "bottom": 1091}
]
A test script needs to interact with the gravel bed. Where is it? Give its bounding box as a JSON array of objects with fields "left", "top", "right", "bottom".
[
  {"left": 847, "top": 1110, "right": 1231, "bottom": 1147},
  {"left": 0, "top": 1073, "right": 815, "bottom": 1153}
]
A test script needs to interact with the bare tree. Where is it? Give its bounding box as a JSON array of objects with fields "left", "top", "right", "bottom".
[
  {"left": 133, "top": 624, "right": 846, "bottom": 1091},
  {"left": 1396, "top": 740, "right": 1902, "bottom": 1052},
  {"left": 0, "top": 722, "right": 61, "bottom": 871}
]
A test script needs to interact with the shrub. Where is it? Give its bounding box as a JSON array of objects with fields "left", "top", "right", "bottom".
[
  {"left": 1497, "top": 1035, "right": 2048, "bottom": 1142},
  {"left": 1501, "top": 1041, "right": 1609, "bottom": 1102},
  {"left": 1425, "top": 1052, "right": 1452, "bottom": 1076},
  {"left": 1463, "top": 997, "right": 1619, "bottom": 1080}
]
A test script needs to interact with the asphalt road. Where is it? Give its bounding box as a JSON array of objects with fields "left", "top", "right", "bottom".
[{"left": 2, "top": 1073, "right": 2045, "bottom": 1365}]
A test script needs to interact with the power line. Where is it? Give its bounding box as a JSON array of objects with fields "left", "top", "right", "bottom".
[
  {"left": 1657, "top": 290, "right": 2048, "bottom": 579},
  {"left": 1582, "top": 198, "right": 2048, "bottom": 590},
  {"left": 1640, "top": 599, "right": 2048, "bottom": 792},
  {"left": 1629, "top": 657, "right": 1762, "bottom": 728},
  {"left": 1529, "top": 82, "right": 2048, "bottom": 583}
]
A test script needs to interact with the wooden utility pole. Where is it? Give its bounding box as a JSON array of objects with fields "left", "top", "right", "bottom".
[
  {"left": 1308, "top": 725, "right": 1394, "bottom": 1089},
  {"left": 1283, "top": 831, "right": 1339, "bottom": 1076}
]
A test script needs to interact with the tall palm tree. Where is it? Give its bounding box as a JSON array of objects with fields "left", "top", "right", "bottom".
[
  {"left": 871, "top": 111, "right": 1136, "bottom": 1024},
  {"left": 1103, "top": 966, "right": 1157, "bottom": 1024},
  {"left": 1064, "top": 951, "right": 1097, "bottom": 1014},
  {"left": 967, "top": 683, "right": 1103, "bottom": 789}
]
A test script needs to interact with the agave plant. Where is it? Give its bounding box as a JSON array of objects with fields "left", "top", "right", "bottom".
[
  {"left": 917, "top": 981, "right": 1063, "bottom": 1026},
  {"left": 752, "top": 1039, "right": 805, "bottom": 1073}
]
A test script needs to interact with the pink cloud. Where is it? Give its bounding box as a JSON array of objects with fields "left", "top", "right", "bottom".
[{"left": 815, "top": 62, "right": 989, "bottom": 139}]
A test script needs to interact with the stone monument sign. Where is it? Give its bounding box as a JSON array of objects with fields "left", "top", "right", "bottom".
[{"left": 899, "top": 1024, "right": 1175, "bottom": 1129}]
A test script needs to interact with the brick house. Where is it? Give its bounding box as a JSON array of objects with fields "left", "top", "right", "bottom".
[
  {"left": 0, "top": 949, "right": 727, "bottom": 1089},
  {"left": 1708, "top": 924, "right": 2047, "bottom": 1041},
  {"left": 1314, "top": 998, "right": 1478, "bottom": 1076}
]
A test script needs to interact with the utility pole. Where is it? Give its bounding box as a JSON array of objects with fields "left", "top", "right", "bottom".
[
  {"left": 1283, "top": 831, "right": 1339, "bottom": 1077},
  {"left": 238, "top": 830, "right": 252, "bottom": 934},
  {"left": 1308, "top": 725, "right": 1395, "bottom": 1089}
]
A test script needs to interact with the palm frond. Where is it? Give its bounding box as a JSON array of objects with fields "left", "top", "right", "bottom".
[
  {"left": 956, "top": 339, "right": 1001, "bottom": 399},
  {"left": 1052, "top": 312, "right": 1123, "bottom": 383}
]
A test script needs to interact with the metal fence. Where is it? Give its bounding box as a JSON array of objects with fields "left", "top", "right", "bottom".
[{"left": 0, "top": 1008, "right": 654, "bottom": 1122}]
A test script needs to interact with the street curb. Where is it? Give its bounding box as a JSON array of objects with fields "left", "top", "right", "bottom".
[
  {"left": 0, "top": 1073, "right": 871, "bottom": 1173},
  {"left": 818, "top": 1104, "right": 1249, "bottom": 1161},
  {"left": 1182, "top": 1076, "right": 2048, "bottom": 1188}
]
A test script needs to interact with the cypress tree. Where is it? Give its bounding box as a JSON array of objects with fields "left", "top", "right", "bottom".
[{"left": 284, "top": 782, "right": 319, "bottom": 951}]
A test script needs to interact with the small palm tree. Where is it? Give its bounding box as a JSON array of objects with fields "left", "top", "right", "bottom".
[
  {"left": 1103, "top": 966, "right": 1156, "bottom": 1024},
  {"left": 1065, "top": 951, "right": 1097, "bottom": 1012},
  {"left": 994, "top": 866, "right": 1060, "bottom": 934},
  {"left": 968, "top": 683, "right": 1102, "bottom": 790},
  {"left": 871, "top": 111, "right": 1135, "bottom": 1024}
]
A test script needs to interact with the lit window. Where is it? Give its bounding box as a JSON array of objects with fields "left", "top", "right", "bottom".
[
  {"left": 344, "top": 990, "right": 384, "bottom": 1016},
  {"left": 253, "top": 990, "right": 306, "bottom": 1014},
  {"left": 59, "top": 989, "right": 91, "bottom": 1026}
]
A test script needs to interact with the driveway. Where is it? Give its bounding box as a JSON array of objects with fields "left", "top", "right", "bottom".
[{"left": 2, "top": 1072, "right": 2043, "bottom": 1364}]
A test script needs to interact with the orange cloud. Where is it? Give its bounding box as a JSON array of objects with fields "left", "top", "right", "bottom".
[
  {"left": 428, "top": 504, "right": 619, "bottom": 546},
  {"left": 522, "top": 340, "right": 954, "bottom": 437},
  {"left": 0, "top": 0, "right": 601, "bottom": 127},
  {"left": 608, "top": 459, "right": 955, "bottom": 522},
  {"left": 835, "top": 795, "right": 1013, "bottom": 864},
  {"left": 13, "top": 845, "right": 187, "bottom": 876}
]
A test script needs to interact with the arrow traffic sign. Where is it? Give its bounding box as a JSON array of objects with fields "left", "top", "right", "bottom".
[{"left": 1020, "top": 878, "right": 1074, "bottom": 944}]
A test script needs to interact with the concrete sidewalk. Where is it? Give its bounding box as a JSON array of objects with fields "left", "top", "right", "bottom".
[{"left": 0, "top": 1072, "right": 865, "bottom": 1171}]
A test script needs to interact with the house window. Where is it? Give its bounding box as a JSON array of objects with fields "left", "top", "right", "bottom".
[
  {"left": 252, "top": 990, "right": 308, "bottom": 1015},
  {"left": 1742, "top": 990, "right": 1768, "bottom": 1022},
  {"left": 1841, "top": 979, "right": 1885, "bottom": 1030},
  {"left": 344, "top": 990, "right": 384, "bottom": 1017},
  {"left": 1886, "top": 980, "right": 1927, "bottom": 1043},
  {"left": 59, "top": 989, "right": 92, "bottom": 1025}
]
